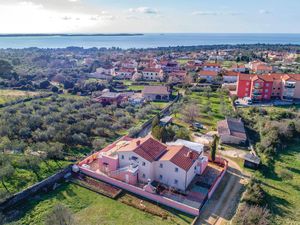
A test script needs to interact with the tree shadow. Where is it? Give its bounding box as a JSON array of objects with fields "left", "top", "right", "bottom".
[{"left": 264, "top": 191, "right": 291, "bottom": 217}]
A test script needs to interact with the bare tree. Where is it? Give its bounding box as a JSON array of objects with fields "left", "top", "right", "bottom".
[
  {"left": 45, "top": 204, "right": 75, "bottom": 225},
  {"left": 182, "top": 104, "right": 199, "bottom": 122}
]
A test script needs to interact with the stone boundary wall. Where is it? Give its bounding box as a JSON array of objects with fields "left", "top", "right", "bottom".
[{"left": 0, "top": 166, "right": 71, "bottom": 211}]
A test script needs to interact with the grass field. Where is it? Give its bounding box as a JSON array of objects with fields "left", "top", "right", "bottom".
[
  {"left": 11, "top": 183, "right": 194, "bottom": 225},
  {"left": 174, "top": 91, "right": 233, "bottom": 131},
  {"left": 0, "top": 89, "right": 40, "bottom": 104},
  {"left": 254, "top": 140, "right": 300, "bottom": 224}
]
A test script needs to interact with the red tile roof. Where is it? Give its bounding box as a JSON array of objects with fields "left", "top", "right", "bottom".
[
  {"left": 142, "top": 86, "right": 170, "bottom": 95},
  {"left": 238, "top": 73, "right": 300, "bottom": 82},
  {"left": 203, "top": 62, "right": 221, "bottom": 67},
  {"left": 117, "top": 136, "right": 167, "bottom": 162},
  {"left": 224, "top": 71, "right": 239, "bottom": 77},
  {"left": 160, "top": 146, "right": 200, "bottom": 171},
  {"left": 199, "top": 70, "right": 218, "bottom": 76}
]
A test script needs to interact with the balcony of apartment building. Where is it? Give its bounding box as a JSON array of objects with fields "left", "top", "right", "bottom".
[
  {"left": 284, "top": 82, "right": 296, "bottom": 89},
  {"left": 253, "top": 83, "right": 264, "bottom": 89}
]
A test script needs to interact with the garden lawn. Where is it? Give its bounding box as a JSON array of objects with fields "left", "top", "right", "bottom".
[
  {"left": 175, "top": 91, "right": 233, "bottom": 131},
  {"left": 12, "top": 183, "right": 194, "bottom": 225},
  {"left": 254, "top": 140, "right": 300, "bottom": 225}
]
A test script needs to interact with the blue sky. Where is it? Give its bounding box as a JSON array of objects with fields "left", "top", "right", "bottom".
[{"left": 0, "top": 0, "right": 299, "bottom": 33}]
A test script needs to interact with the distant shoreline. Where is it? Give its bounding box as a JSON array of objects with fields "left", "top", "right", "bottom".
[{"left": 0, "top": 33, "right": 144, "bottom": 37}]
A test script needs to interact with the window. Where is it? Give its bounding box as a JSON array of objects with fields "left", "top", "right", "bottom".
[
  {"left": 194, "top": 166, "right": 197, "bottom": 170},
  {"left": 174, "top": 179, "right": 178, "bottom": 185},
  {"left": 245, "top": 88, "right": 249, "bottom": 91},
  {"left": 265, "top": 89, "right": 268, "bottom": 93},
  {"left": 142, "top": 174, "right": 146, "bottom": 178},
  {"left": 142, "top": 162, "right": 146, "bottom": 166},
  {"left": 159, "top": 163, "right": 163, "bottom": 168},
  {"left": 159, "top": 175, "right": 163, "bottom": 180},
  {"left": 175, "top": 167, "right": 179, "bottom": 172},
  {"left": 266, "top": 83, "right": 269, "bottom": 87},
  {"left": 121, "top": 155, "right": 124, "bottom": 159},
  {"left": 246, "top": 82, "right": 250, "bottom": 86}
]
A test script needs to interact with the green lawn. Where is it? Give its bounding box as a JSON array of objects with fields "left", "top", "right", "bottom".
[
  {"left": 254, "top": 140, "right": 300, "bottom": 225},
  {"left": 150, "top": 101, "right": 169, "bottom": 110},
  {"left": 175, "top": 91, "right": 233, "bottom": 131},
  {"left": 10, "top": 183, "right": 194, "bottom": 225}
]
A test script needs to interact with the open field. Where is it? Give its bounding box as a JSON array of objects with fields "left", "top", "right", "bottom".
[
  {"left": 0, "top": 89, "right": 40, "bottom": 104},
  {"left": 8, "top": 183, "right": 194, "bottom": 225},
  {"left": 174, "top": 91, "right": 234, "bottom": 132},
  {"left": 255, "top": 140, "right": 300, "bottom": 224}
]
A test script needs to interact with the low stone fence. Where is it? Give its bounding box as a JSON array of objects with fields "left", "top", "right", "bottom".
[{"left": 0, "top": 166, "right": 71, "bottom": 211}]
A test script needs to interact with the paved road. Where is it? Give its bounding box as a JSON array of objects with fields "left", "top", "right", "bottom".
[{"left": 195, "top": 158, "right": 249, "bottom": 225}]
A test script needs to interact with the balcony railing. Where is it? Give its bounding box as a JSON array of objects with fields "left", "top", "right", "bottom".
[
  {"left": 252, "top": 92, "right": 262, "bottom": 96},
  {"left": 284, "top": 85, "right": 296, "bottom": 89}
]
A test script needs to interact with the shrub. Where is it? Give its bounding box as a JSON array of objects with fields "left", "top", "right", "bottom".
[
  {"left": 278, "top": 169, "right": 293, "bottom": 180},
  {"left": 45, "top": 204, "right": 74, "bottom": 225},
  {"left": 242, "top": 178, "right": 265, "bottom": 206},
  {"left": 232, "top": 204, "right": 271, "bottom": 225}
]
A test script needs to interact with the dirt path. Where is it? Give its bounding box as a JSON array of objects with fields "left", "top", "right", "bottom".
[{"left": 195, "top": 158, "right": 249, "bottom": 225}]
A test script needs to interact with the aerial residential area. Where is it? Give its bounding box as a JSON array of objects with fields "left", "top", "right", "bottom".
[
  {"left": 0, "top": 43, "right": 299, "bottom": 225},
  {"left": 0, "top": 1, "right": 300, "bottom": 225}
]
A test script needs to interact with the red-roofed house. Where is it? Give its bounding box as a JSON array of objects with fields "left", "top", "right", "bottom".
[
  {"left": 114, "top": 68, "right": 135, "bottom": 80},
  {"left": 199, "top": 70, "right": 219, "bottom": 82},
  {"left": 168, "top": 70, "right": 188, "bottom": 83},
  {"left": 141, "top": 68, "right": 164, "bottom": 81},
  {"left": 223, "top": 71, "right": 239, "bottom": 83},
  {"left": 202, "top": 62, "right": 221, "bottom": 72},
  {"left": 85, "top": 135, "right": 208, "bottom": 191},
  {"left": 237, "top": 73, "right": 300, "bottom": 101},
  {"left": 142, "top": 86, "right": 170, "bottom": 101}
]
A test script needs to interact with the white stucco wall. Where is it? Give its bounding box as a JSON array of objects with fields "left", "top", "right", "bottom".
[
  {"left": 118, "top": 151, "right": 154, "bottom": 183},
  {"left": 153, "top": 161, "right": 187, "bottom": 191}
]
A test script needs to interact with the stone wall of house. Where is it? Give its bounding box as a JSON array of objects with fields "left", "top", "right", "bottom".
[{"left": 0, "top": 166, "right": 71, "bottom": 211}]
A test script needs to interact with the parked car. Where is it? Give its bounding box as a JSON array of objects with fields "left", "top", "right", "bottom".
[
  {"left": 192, "top": 122, "right": 203, "bottom": 129},
  {"left": 244, "top": 97, "right": 252, "bottom": 105},
  {"left": 234, "top": 100, "right": 241, "bottom": 105}
]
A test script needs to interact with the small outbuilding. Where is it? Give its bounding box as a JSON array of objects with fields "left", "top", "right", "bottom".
[
  {"left": 243, "top": 153, "right": 260, "bottom": 169},
  {"left": 160, "top": 116, "right": 173, "bottom": 126},
  {"left": 217, "top": 118, "right": 247, "bottom": 146}
]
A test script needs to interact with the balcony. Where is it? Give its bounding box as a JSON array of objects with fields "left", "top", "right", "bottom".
[
  {"left": 253, "top": 84, "right": 263, "bottom": 89},
  {"left": 252, "top": 91, "right": 262, "bottom": 96},
  {"left": 284, "top": 84, "right": 296, "bottom": 89}
]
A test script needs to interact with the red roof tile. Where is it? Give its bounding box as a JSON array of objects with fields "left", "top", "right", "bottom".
[{"left": 160, "top": 146, "right": 200, "bottom": 171}]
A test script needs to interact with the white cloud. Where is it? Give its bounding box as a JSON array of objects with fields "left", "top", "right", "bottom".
[
  {"left": 192, "top": 11, "right": 242, "bottom": 16},
  {"left": 0, "top": 2, "right": 110, "bottom": 33},
  {"left": 129, "top": 7, "right": 158, "bottom": 14},
  {"left": 259, "top": 9, "right": 271, "bottom": 14}
]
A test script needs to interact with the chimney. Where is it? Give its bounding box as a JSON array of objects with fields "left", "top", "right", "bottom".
[
  {"left": 187, "top": 151, "right": 193, "bottom": 159},
  {"left": 136, "top": 140, "right": 141, "bottom": 146}
]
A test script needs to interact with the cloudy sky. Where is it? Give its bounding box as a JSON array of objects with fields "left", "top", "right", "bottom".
[{"left": 0, "top": 0, "right": 299, "bottom": 33}]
